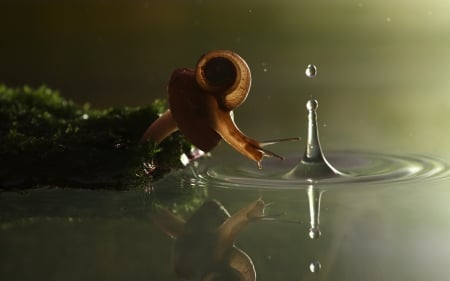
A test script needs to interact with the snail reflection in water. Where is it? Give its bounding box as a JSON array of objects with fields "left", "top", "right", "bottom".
[
  {"left": 141, "top": 50, "right": 299, "bottom": 168},
  {"left": 153, "top": 199, "right": 267, "bottom": 281}
]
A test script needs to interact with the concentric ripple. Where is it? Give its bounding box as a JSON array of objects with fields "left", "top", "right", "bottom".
[
  {"left": 193, "top": 151, "right": 450, "bottom": 190},
  {"left": 187, "top": 98, "right": 450, "bottom": 190}
]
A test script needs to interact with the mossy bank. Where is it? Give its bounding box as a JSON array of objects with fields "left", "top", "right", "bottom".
[{"left": 0, "top": 84, "right": 191, "bottom": 190}]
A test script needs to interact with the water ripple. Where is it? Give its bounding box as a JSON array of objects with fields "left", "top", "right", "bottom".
[{"left": 191, "top": 151, "right": 450, "bottom": 190}]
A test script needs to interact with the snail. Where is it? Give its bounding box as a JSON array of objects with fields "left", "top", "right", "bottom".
[
  {"left": 153, "top": 198, "right": 267, "bottom": 281},
  {"left": 140, "top": 50, "right": 299, "bottom": 168}
]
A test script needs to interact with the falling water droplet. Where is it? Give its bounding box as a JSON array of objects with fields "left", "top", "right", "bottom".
[
  {"left": 305, "top": 64, "right": 317, "bottom": 78},
  {"left": 309, "top": 261, "right": 322, "bottom": 273}
]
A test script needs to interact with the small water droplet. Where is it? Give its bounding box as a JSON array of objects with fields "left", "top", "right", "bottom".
[
  {"left": 180, "top": 153, "right": 190, "bottom": 166},
  {"left": 261, "top": 62, "right": 268, "bottom": 73},
  {"left": 309, "top": 227, "right": 321, "bottom": 239},
  {"left": 306, "top": 98, "right": 318, "bottom": 111},
  {"left": 143, "top": 185, "right": 155, "bottom": 194},
  {"left": 143, "top": 161, "right": 157, "bottom": 175},
  {"left": 257, "top": 160, "right": 262, "bottom": 170},
  {"left": 305, "top": 64, "right": 317, "bottom": 78},
  {"left": 309, "top": 261, "right": 322, "bottom": 273}
]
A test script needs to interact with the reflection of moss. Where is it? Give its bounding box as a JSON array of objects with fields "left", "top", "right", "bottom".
[
  {"left": 0, "top": 84, "right": 191, "bottom": 190},
  {"left": 150, "top": 177, "right": 208, "bottom": 216}
]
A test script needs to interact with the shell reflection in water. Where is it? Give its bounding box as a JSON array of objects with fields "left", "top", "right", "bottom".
[{"left": 153, "top": 199, "right": 267, "bottom": 281}]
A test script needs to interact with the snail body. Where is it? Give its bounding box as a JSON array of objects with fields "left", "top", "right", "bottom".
[
  {"left": 153, "top": 199, "right": 265, "bottom": 281},
  {"left": 141, "top": 50, "right": 298, "bottom": 168}
]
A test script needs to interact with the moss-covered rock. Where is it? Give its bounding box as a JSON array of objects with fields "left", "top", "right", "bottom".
[{"left": 0, "top": 84, "right": 191, "bottom": 190}]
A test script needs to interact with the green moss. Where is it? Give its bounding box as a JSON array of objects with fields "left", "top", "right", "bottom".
[{"left": 0, "top": 84, "right": 191, "bottom": 190}]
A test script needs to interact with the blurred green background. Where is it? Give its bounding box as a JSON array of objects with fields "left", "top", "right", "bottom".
[{"left": 1, "top": 0, "right": 449, "bottom": 156}]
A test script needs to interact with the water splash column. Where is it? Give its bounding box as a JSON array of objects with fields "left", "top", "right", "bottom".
[{"left": 286, "top": 98, "right": 344, "bottom": 179}]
